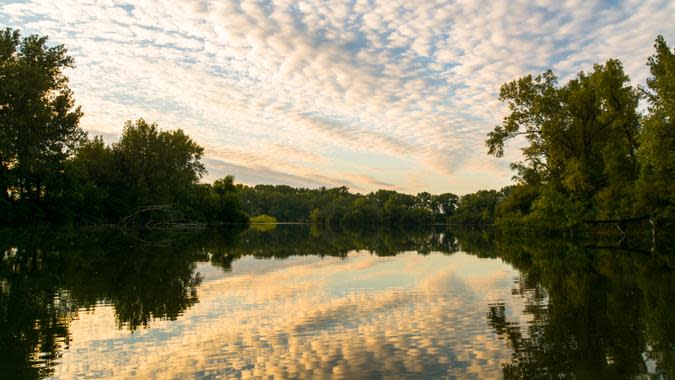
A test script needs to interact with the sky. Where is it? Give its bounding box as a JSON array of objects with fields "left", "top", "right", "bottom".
[{"left": 1, "top": 0, "right": 674, "bottom": 194}]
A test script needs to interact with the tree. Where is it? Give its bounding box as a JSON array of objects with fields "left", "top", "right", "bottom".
[
  {"left": 210, "top": 175, "right": 248, "bottom": 223},
  {"left": 449, "top": 190, "right": 501, "bottom": 224},
  {"left": 432, "top": 193, "right": 459, "bottom": 219},
  {"left": 486, "top": 59, "right": 640, "bottom": 223},
  {"left": 110, "top": 119, "right": 205, "bottom": 213},
  {"left": 0, "top": 28, "right": 250, "bottom": 225},
  {"left": 0, "top": 28, "right": 84, "bottom": 211},
  {"left": 65, "top": 136, "right": 115, "bottom": 222},
  {"left": 636, "top": 36, "right": 675, "bottom": 219}
]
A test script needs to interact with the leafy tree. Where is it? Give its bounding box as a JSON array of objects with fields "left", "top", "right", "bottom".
[
  {"left": 432, "top": 192, "right": 459, "bottom": 220},
  {"left": 64, "top": 120, "right": 251, "bottom": 225},
  {"left": 636, "top": 36, "right": 675, "bottom": 219},
  {"left": 0, "top": 27, "right": 84, "bottom": 216},
  {"left": 449, "top": 190, "right": 502, "bottom": 224},
  {"left": 487, "top": 58, "right": 641, "bottom": 224},
  {"left": 0, "top": 29, "right": 248, "bottom": 226},
  {"left": 207, "top": 176, "right": 248, "bottom": 223},
  {"left": 64, "top": 136, "right": 115, "bottom": 222},
  {"left": 495, "top": 184, "right": 539, "bottom": 220},
  {"left": 109, "top": 119, "right": 205, "bottom": 215}
]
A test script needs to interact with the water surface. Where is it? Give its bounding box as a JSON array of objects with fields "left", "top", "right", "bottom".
[{"left": 1, "top": 226, "right": 673, "bottom": 379}]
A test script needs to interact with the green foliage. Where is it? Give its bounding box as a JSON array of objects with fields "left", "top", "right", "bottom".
[
  {"left": 62, "top": 119, "right": 248, "bottom": 225},
  {"left": 4, "top": 27, "right": 672, "bottom": 232},
  {"left": 250, "top": 214, "right": 277, "bottom": 224},
  {"left": 487, "top": 36, "right": 675, "bottom": 228},
  {"left": 0, "top": 28, "right": 252, "bottom": 226},
  {"left": 0, "top": 27, "right": 85, "bottom": 222},
  {"left": 110, "top": 119, "right": 205, "bottom": 212},
  {"left": 495, "top": 185, "right": 538, "bottom": 219},
  {"left": 249, "top": 214, "right": 277, "bottom": 231},
  {"left": 0, "top": 28, "right": 249, "bottom": 226},
  {"left": 65, "top": 136, "right": 115, "bottom": 222},
  {"left": 237, "top": 185, "right": 459, "bottom": 227},
  {"left": 187, "top": 177, "right": 249, "bottom": 225},
  {"left": 449, "top": 189, "right": 504, "bottom": 225},
  {"left": 528, "top": 186, "right": 590, "bottom": 228},
  {"left": 636, "top": 36, "right": 675, "bottom": 219}
]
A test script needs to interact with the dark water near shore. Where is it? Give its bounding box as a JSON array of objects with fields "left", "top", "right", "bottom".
[{"left": 1, "top": 225, "right": 674, "bottom": 379}]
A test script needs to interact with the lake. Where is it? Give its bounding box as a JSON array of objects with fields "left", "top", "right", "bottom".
[{"left": 1, "top": 225, "right": 673, "bottom": 379}]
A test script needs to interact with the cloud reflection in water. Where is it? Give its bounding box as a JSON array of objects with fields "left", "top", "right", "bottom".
[{"left": 55, "top": 251, "right": 523, "bottom": 379}]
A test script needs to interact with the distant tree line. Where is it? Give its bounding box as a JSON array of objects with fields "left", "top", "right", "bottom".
[
  {"left": 237, "top": 185, "right": 461, "bottom": 226},
  {"left": 236, "top": 184, "right": 517, "bottom": 226}
]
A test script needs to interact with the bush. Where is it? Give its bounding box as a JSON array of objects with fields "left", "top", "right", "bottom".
[{"left": 250, "top": 214, "right": 277, "bottom": 224}]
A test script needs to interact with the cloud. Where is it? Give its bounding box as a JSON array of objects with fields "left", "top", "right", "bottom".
[{"left": 2, "top": 0, "right": 674, "bottom": 194}]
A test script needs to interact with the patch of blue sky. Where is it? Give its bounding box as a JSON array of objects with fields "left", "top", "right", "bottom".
[
  {"left": 1, "top": 7, "right": 37, "bottom": 32},
  {"left": 210, "top": 63, "right": 246, "bottom": 80},
  {"left": 115, "top": 3, "right": 135, "bottom": 14}
]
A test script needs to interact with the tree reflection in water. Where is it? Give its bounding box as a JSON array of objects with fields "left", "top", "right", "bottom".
[
  {"left": 0, "top": 228, "right": 214, "bottom": 377},
  {"left": 468, "top": 232, "right": 675, "bottom": 379},
  {"left": 1, "top": 225, "right": 673, "bottom": 378}
]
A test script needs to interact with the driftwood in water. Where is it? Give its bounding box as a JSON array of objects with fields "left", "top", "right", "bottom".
[
  {"left": 583, "top": 215, "right": 650, "bottom": 235},
  {"left": 119, "top": 204, "right": 205, "bottom": 230},
  {"left": 583, "top": 213, "right": 657, "bottom": 252}
]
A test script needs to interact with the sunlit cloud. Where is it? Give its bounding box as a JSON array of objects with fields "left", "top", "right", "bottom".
[{"left": 2, "top": 0, "right": 673, "bottom": 193}]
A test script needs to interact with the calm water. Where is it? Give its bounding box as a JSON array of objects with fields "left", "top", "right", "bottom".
[{"left": 1, "top": 225, "right": 674, "bottom": 379}]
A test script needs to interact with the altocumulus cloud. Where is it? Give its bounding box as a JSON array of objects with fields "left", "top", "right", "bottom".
[{"left": 1, "top": 0, "right": 674, "bottom": 194}]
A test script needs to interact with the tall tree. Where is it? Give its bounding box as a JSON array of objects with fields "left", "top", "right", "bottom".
[
  {"left": 0, "top": 28, "right": 84, "bottom": 205},
  {"left": 486, "top": 59, "right": 640, "bottom": 222},
  {"left": 636, "top": 36, "right": 675, "bottom": 218}
]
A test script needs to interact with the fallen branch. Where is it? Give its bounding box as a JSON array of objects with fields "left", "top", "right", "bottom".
[{"left": 118, "top": 204, "right": 205, "bottom": 230}]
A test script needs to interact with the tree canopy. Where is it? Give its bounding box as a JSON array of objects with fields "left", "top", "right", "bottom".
[
  {"left": 235, "top": 184, "right": 465, "bottom": 227},
  {"left": 0, "top": 27, "right": 84, "bottom": 220},
  {"left": 488, "top": 36, "right": 675, "bottom": 228},
  {"left": 636, "top": 35, "right": 675, "bottom": 220},
  {"left": 63, "top": 120, "right": 247, "bottom": 224}
]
